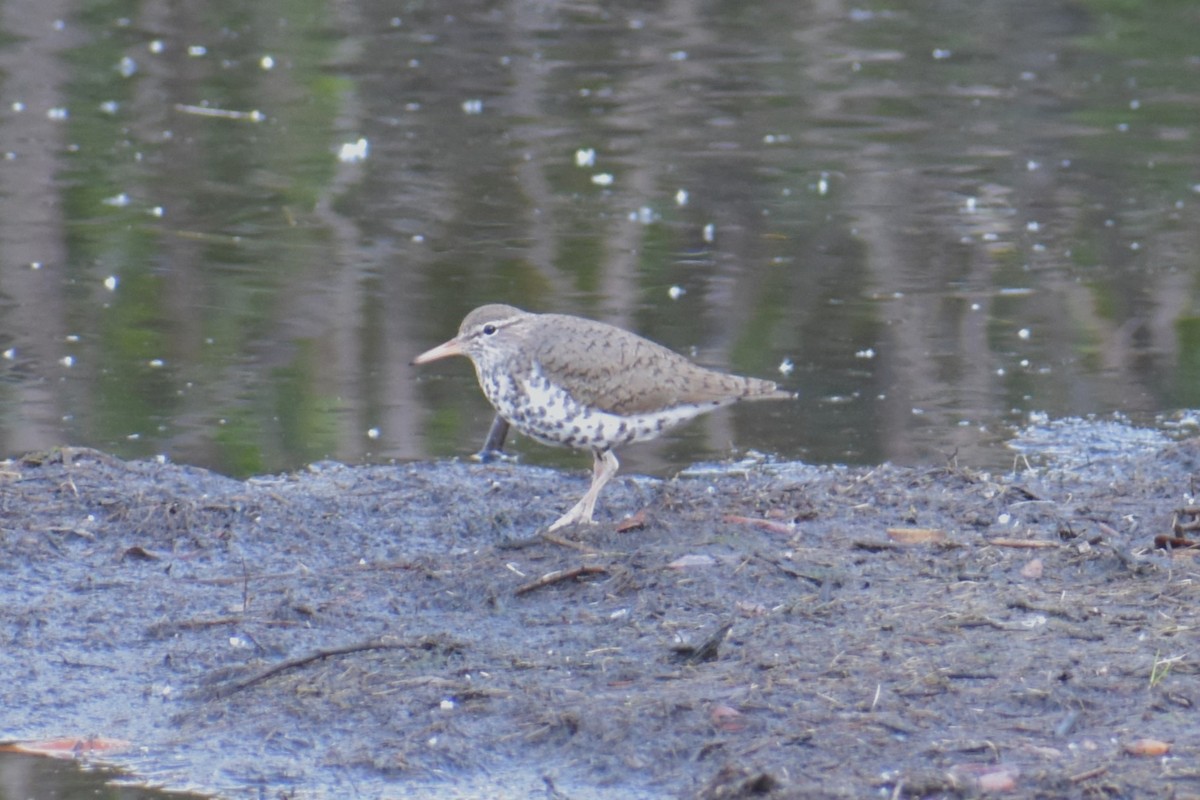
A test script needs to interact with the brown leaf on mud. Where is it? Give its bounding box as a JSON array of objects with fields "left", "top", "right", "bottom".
[
  {"left": 947, "top": 762, "right": 1020, "bottom": 793},
  {"left": 0, "top": 737, "right": 132, "bottom": 759},
  {"left": 886, "top": 527, "right": 946, "bottom": 544},
  {"left": 722, "top": 514, "right": 793, "bottom": 535},
  {"left": 765, "top": 505, "right": 817, "bottom": 522},
  {"left": 1124, "top": 738, "right": 1170, "bottom": 757},
  {"left": 615, "top": 508, "right": 647, "bottom": 533},
  {"left": 709, "top": 704, "right": 746, "bottom": 732}
]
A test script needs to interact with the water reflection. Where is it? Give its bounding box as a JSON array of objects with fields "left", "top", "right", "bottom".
[
  {"left": 0, "top": 0, "right": 1196, "bottom": 478},
  {"left": 0, "top": 751, "right": 202, "bottom": 800}
]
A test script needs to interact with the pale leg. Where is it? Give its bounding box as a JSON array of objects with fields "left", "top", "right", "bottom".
[{"left": 547, "top": 449, "right": 619, "bottom": 531}]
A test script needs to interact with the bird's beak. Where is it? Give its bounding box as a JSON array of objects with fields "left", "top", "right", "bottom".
[{"left": 412, "top": 337, "right": 465, "bottom": 365}]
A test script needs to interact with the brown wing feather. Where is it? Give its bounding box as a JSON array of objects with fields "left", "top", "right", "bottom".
[{"left": 531, "top": 314, "right": 790, "bottom": 415}]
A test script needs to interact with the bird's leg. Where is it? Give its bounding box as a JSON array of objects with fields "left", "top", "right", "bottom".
[
  {"left": 547, "top": 449, "right": 619, "bottom": 531},
  {"left": 472, "top": 415, "right": 510, "bottom": 463}
]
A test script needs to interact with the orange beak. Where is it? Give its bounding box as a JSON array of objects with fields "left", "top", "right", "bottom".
[{"left": 412, "top": 337, "right": 465, "bottom": 365}]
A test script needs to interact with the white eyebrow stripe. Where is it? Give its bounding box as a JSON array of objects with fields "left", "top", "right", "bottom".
[{"left": 475, "top": 314, "right": 524, "bottom": 335}]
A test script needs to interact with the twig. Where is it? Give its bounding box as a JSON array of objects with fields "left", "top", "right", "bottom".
[
  {"left": 1069, "top": 765, "right": 1108, "bottom": 783},
  {"left": 240, "top": 554, "right": 250, "bottom": 615},
  {"left": 189, "top": 559, "right": 420, "bottom": 586},
  {"left": 147, "top": 616, "right": 246, "bottom": 636},
  {"left": 219, "top": 639, "right": 411, "bottom": 695},
  {"left": 174, "top": 103, "right": 263, "bottom": 122},
  {"left": 515, "top": 565, "right": 607, "bottom": 596},
  {"left": 985, "top": 538, "right": 1059, "bottom": 549},
  {"left": 542, "top": 775, "right": 571, "bottom": 800}
]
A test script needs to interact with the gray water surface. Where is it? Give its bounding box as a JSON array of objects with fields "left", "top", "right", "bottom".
[{"left": 0, "top": 0, "right": 1197, "bottom": 478}]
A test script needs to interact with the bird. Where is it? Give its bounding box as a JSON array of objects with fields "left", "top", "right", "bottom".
[{"left": 413, "top": 304, "right": 794, "bottom": 532}]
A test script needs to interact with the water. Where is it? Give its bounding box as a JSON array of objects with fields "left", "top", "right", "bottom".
[
  {"left": 0, "top": 0, "right": 1198, "bottom": 479},
  {"left": 0, "top": 751, "right": 203, "bottom": 799}
]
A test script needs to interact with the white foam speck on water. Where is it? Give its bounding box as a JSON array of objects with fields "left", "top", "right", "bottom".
[{"left": 338, "top": 138, "right": 369, "bottom": 163}]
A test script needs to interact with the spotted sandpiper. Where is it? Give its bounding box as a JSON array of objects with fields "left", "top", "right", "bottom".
[{"left": 413, "top": 304, "right": 794, "bottom": 531}]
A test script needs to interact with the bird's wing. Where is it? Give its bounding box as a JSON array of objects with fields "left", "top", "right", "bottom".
[{"left": 532, "top": 316, "right": 783, "bottom": 415}]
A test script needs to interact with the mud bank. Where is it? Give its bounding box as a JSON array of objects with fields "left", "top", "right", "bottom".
[{"left": 1, "top": 436, "right": 1197, "bottom": 798}]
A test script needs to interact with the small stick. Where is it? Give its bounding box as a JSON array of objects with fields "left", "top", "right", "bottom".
[
  {"left": 1068, "top": 766, "right": 1108, "bottom": 784},
  {"left": 220, "top": 639, "right": 410, "bottom": 695},
  {"left": 985, "top": 538, "right": 1059, "bottom": 549},
  {"left": 515, "top": 565, "right": 607, "bottom": 596}
]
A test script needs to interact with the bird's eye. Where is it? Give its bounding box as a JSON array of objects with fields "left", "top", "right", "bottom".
[{"left": 482, "top": 324, "right": 497, "bottom": 336}]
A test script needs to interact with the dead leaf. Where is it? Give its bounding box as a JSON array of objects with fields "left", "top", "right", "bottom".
[
  {"left": 615, "top": 509, "right": 647, "bottom": 533},
  {"left": 1125, "top": 738, "right": 1170, "bottom": 757},
  {"left": 948, "top": 762, "right": 1020, "bottom": 793},
  {"left": 709, "top": 704, "right": 746, "bottom": 732},
  {"left": 886, "top": 527, "right": 946, "bottom": 544},
  {"left": 1020, "top": 558, "right": 1044, "bottom": 579},
  {"left": 977, "top": 769, "right": 1018, "bottom": 793},
  {"left": 722, "top": 514, "right": 793, "bottom": 535}
]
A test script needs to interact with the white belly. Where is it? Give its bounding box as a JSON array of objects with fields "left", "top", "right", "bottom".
[{"left": 478, "top": 365, "right": 720, "bottom": 450}]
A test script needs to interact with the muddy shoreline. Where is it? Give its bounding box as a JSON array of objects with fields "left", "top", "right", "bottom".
[{"left": 1, "top": 437, "right": 1197, "bottom": 798}]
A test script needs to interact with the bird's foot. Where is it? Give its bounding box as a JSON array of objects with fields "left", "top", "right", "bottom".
[
  {"left": 495, "top": 526, "right": 598, "bottom": 552},
  {"left": 472, "top": 416, "right": 512, "bottom": 463},
  {"left": 546, "top": 507, "right": 595, "bottom": 533},
  {"left": 538, "top": 503, "right": 600, "bottom": 550},
  {"left": 471, "top": 447, "right": 515, "bottom": 464},
  {"left": 538, "top": 529, "right": 599, "bottom": 552}
]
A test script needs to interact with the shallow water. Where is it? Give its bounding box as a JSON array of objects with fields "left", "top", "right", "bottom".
[
  {"left": 0, "top": 751, "right": 203, "bottom": 799},
  {"left": 0, "top": 0, "right": 1197, "bottom": 478}
]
